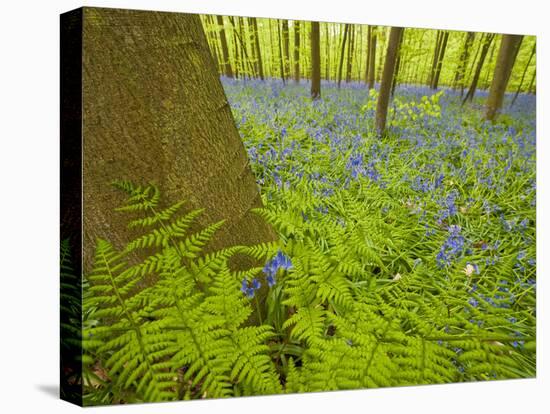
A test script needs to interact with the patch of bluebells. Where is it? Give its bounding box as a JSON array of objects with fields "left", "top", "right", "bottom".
[
  {"left": 436, "top": 225, "right": 465, "bottom": 268},
  {"left": 241, "top": 278, "right": 261, "bottom": 299},
  {"left": 262, "top": 250, "right": 293, "bottom": 289}
]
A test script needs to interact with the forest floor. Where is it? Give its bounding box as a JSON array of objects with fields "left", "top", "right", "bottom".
[{"left": 222, "top": 77, "right": 536, "bottom": 378}]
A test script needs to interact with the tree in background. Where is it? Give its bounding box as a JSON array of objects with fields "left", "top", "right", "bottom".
[
  {"left": 453, "top": 32, "right": 475, "bottom": 96},
  {"left": 462, "top": 33, "right": 495, "bottom": 104},
  {"left": 216, "top": 15, "right": 233, "bottom": 78},
  {"left": 366, "top": 26, "right": 377, "bottom": 90},
  {"left": 250, "top": 18, "right": 265, "bottom": 80},
  {"left": 311, "top": 21, "right": 321, "bottom": 100},
  {"left": 337, "top": 24, "right": 350, "bottom": 88},
  {"left": 485, "top": 34, "right": 523, "bottom": 121},
  {"left": 294, "top": 20, "right": 301, "bottom": 82},
  {"left": 375, "top": 27, "right": 404, "bottom": 136},
  {"left": 429, "top": 30, "right": 449, "bottom": 89},
  {"left": 510, "top": 42, "right": 535, "bottom": 106}
]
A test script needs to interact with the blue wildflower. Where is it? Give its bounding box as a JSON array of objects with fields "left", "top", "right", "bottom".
[{"left": 266, "top": 274, "right": 276, "bottom": 288}]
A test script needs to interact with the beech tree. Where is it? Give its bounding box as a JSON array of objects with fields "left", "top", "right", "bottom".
[
  {"left": 311, "top": 21, "right": 321, "bottom": 99},
  {"left": 375, "top": 27, "right": 404, "bottom": 136},
  {"left": 462, "top": 33, "right": 495, "bottom": 104},
  {"left": 81, "top": 8, "right": 276, "bottom": 270},
  {"left": 485, "top": 34, "right": 523, "bottom": 121},
  {"left": 294, "top": 20, "right": 301, "bottom": 82},
  {"left": 216, "top": 15, "right": 234, "bottom": 78},
  {"left": 367, "top": 26, "right": 377, "bottom": 90},
  {"left": 510, "top": 42, "right": 535, "bottom": 107},
  {"left": 453, "top": 32, "right": 475, "bottom": 96},
  {"left": 337, "top": 24, "right": 350, "bottom": 88}
]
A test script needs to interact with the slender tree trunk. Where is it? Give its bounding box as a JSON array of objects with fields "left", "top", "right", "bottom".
[
  {"left": 277, "top": 20, "right": 286, "bottom": 84},
  {"left": 367, "top": 27, "right": 377, "bottom": 90},
  {"left": 376, "top": 28, "right": 387, "bottom": 82},
  {"left": 375, "top": 27, "right": 403, "bottom": 136},
  {"left": 346, "top": 25, "right": 355, "bottom": 82},
  {"left": 251, "top": 18, "right": 265, "bottom": 80},
  {"left": 325, "top": 23, "right": 331, "bottom": 81},
  {"left": 216, "top": 15, "right": 233, "bottom": 78},
  {"left": 282, "top": 20, "right": 290, "bottom": 79},
  {"left": 431, "top": 31, "right": 449, "bottom": 89},
  {"left": 356, "top": 26, "right": 363, "bottom": 81},
  {"left": 391, "top": 29, "right": 405, "bottom": 96},
  {"left": 527, "top": 68, "right": 536, "bottom": 94},
  {"left": 311, "top": 21, "right": 321, "bottom": 100},
  {"left": 82, "top": 8, "right": 276, "bottom": 271},
  {"left": 462, "top": 33, "right": 495, "bottom": 104},
  {"left": 453, "top": 32, "right": 475, "bottom": 95},
  {"left": 482, "top": 40, "right": 497, "bottom": 89},
  {"left": 293, "top": 20, "right": 300, "bottom": 82},
  {"left": 429, "top": 31, "right": 442, "bottom": 86},
  {"left": 365, "top": 25, "right": 372, "bottom": 87},
  {"left": 337, "top": 24, "right": 349, "bottom": 88},
  {"left": 485, "top": 34, "right": 524, "bottom": 121},
  {"left": 510, "top": 42, "right": 535, "bottom": 106}
]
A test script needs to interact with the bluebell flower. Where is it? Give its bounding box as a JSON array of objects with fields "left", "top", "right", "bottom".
[
  {"left": 262, "top": 250, "right": 292, "bottom": 288},
  {"left": 252, "top": 278, "right": 261, "bottom": 290},
  {"left": 240, "top": 279, "right": 248, "bottom": 294},
  {"left": 241, "top": 277, "right": 261, "bottom": 298},
  {"left": 266, "top": 274, "right": 276, "bottom": 288}
]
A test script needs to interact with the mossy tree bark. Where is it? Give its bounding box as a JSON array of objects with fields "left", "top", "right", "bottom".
[
  {"left": 485, "top": 34, "right": 523, "bottom": 121},
  {"left": 82, "top": 7, "right": 276, "bottom": 271},
  {"left": 375, "top": 27, "right": 404, "bottom": 136},
  {"left": 310, "top": 21, "right": 321, "bottom": 100}
]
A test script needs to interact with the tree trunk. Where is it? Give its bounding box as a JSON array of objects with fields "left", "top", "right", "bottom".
[
  {"left": 482, "top": 40, "right": 497, "bottom": 89},
  {"left": 376, "top": 28, "right": 386, "bottom": 82},
  {"left": 375, "top": 27, "right": 403, "bottom": 136},
  {"left": 216, "top": 15, "right": 233, "bottom": 78},
  {"left": 277, "top": 20, "right": 286, "bottom": 84},
  {"left": 311, "top": 21, "right": 321, "bottom": 100},
  {"left": 293, "top": 20, "right": 301, "bottom": 82},
  {"left": 365, "top": 26, "right": 372, "bottom": 85},
  {"left": 485, "top": 34, "right": 524, "bottom": 121},
  {"left": 251, "top": 18, "right": 265, "bottom": 80},
  {"left": 453, "top": 32, "right": 475, "bottom": 96},
  {"left": 391, "top": 29, "right": 405, "bottom": 96},
  {"left": 81, "top": 8, "right": 276, "bottom": 271},
  {"left": 510, "top": 42, "right": 535, "bottom": 107},
  {"left": 282, "top": 20, "right": 290, "bottom": 79},
  {"left": 429, "top": 31, "right": 442, "bottom": 87},
  {"left": 337, "top": 24, "right": 349, "bottom": 88},
  {"left": 346, "top": 25, "right": 355, "bottom": 82},
  {"left": 431, "top": 31, "right": 449, "bottom": 89},
  {"left": 367, "top": 27, "right": 377, "bottom": 90},
  {"left": 527, "top": 68, "right": 536, "bottom": 94},
  {"left": 325, "top": 23, "right": 331, "bottom": 81},
  {"left": 462, "top": 33, "right": 495, "bottom": 104}
]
